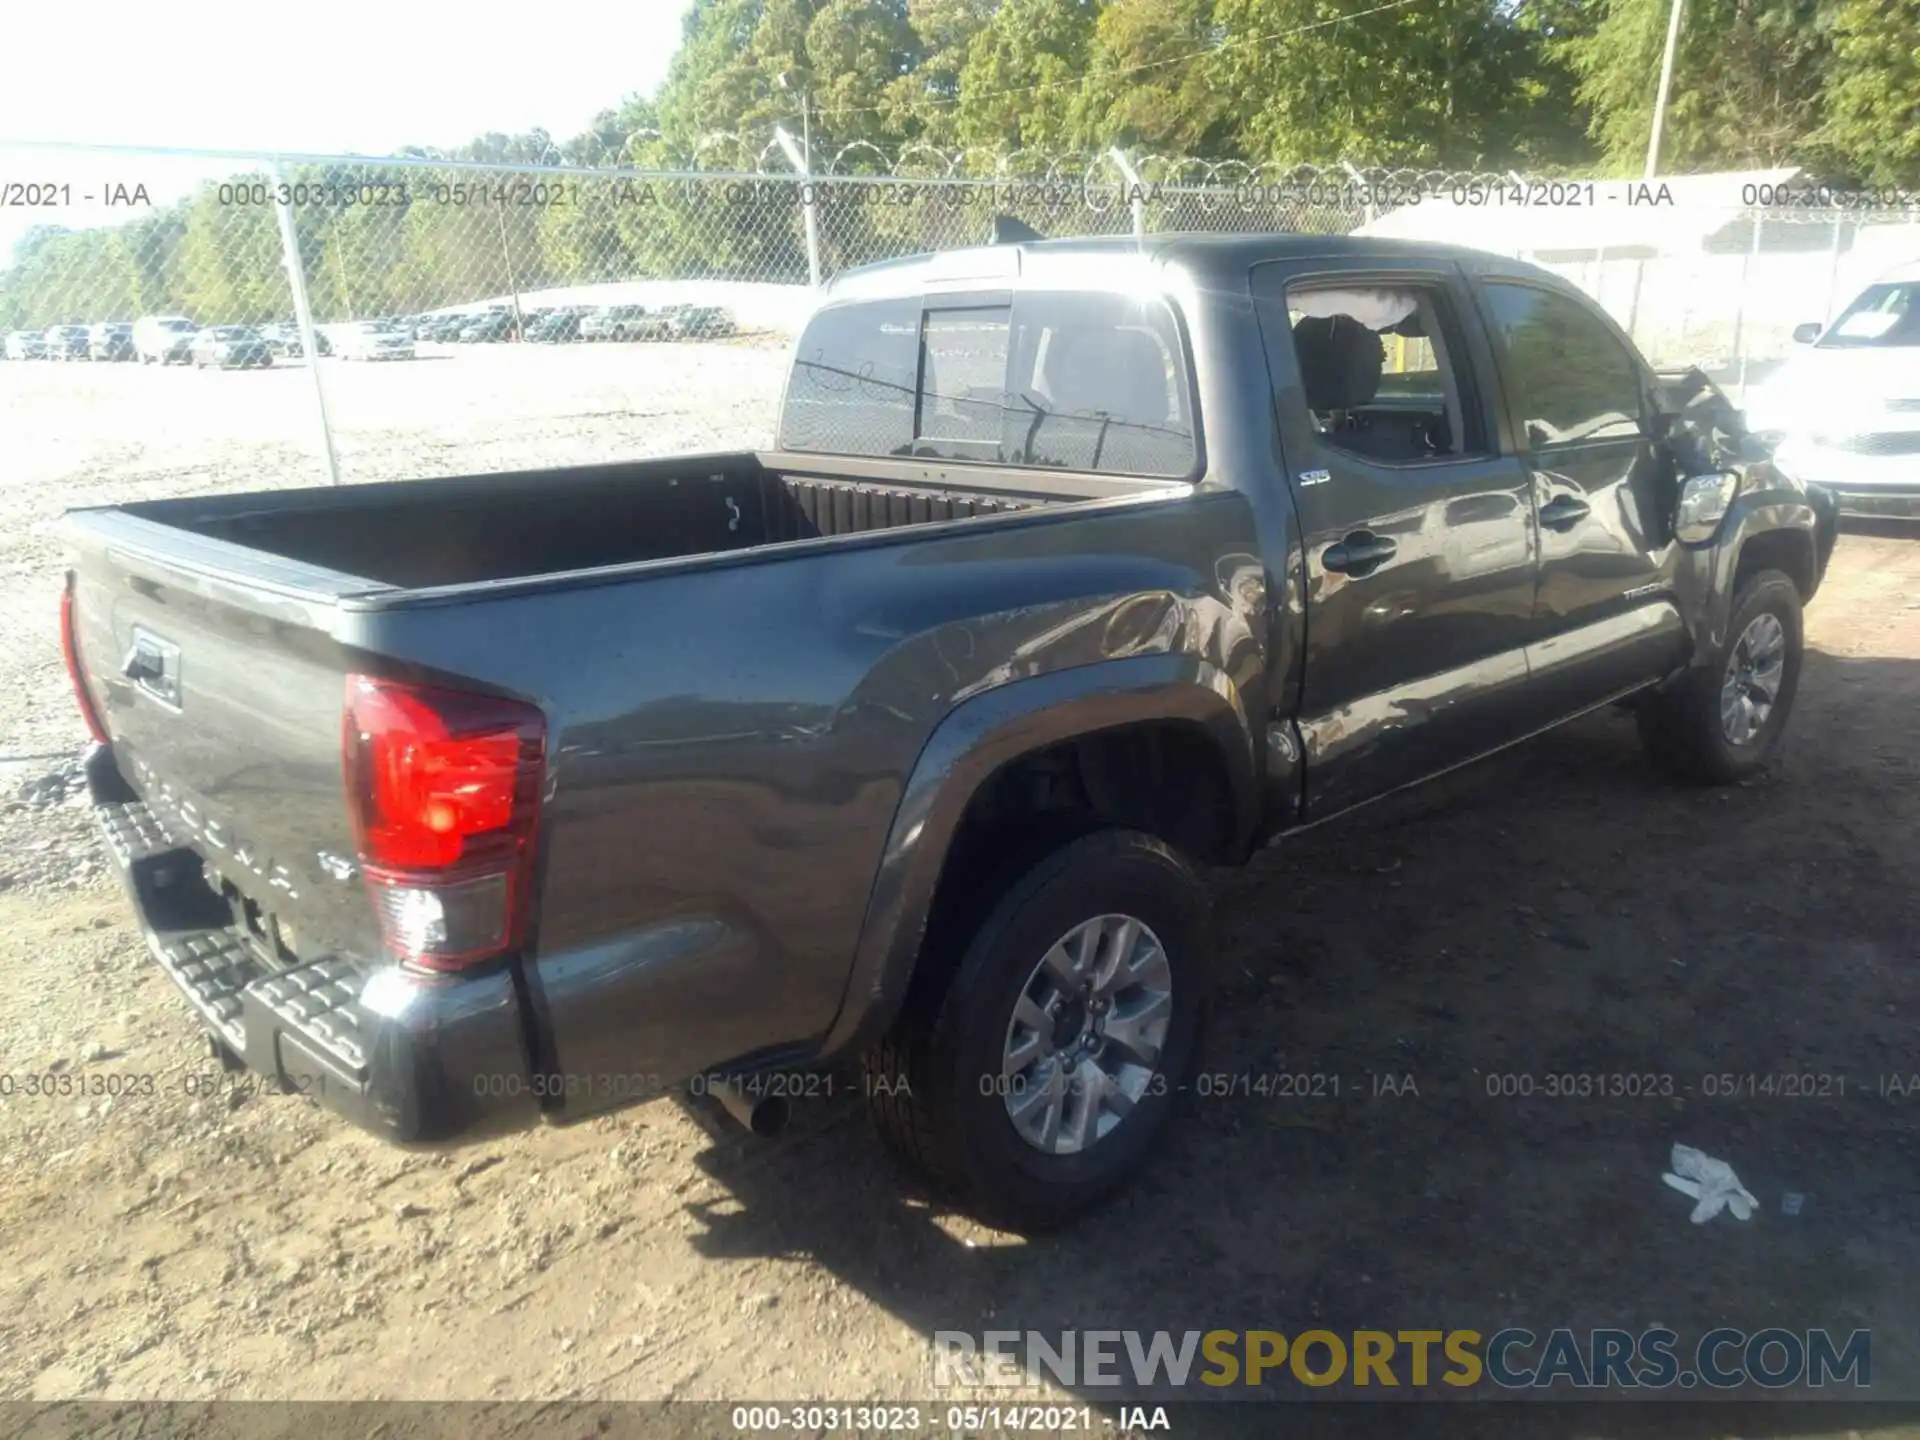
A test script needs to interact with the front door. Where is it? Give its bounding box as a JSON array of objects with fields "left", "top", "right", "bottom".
[
  {"left": 1472, "top": 276, "right": 1689, "bottom": 717},
  {"left": 1254, "top": 260, "right": 1540, "bottom": 818}
]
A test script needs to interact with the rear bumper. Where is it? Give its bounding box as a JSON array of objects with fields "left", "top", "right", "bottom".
[{"left": 86, "top": 746, "right": 541, "bottom": 1145}]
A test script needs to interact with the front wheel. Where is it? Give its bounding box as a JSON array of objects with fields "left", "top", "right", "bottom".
[
  {"left": 1638, "top": 568, "right": 1804, "bottom": 783},
  {"left": 863, "top": 829, "right": 1207, "bottom": 1231}
]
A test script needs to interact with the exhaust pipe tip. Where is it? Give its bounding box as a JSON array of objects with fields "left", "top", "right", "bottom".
[{"left": 714, "top": 1076, "right": 791, "bottom": 1138}]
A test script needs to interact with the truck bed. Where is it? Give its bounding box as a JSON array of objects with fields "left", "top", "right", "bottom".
[{"left": 119, "top": 451, "right": 1101, "bottom": 591}]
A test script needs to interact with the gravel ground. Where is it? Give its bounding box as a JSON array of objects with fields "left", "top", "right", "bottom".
[{"left": 2, "top": 349, "right": 1918, "bottom": 1425}]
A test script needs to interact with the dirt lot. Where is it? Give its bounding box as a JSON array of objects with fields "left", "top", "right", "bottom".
[{"left": 2, "top": 351, "right": 1918, "bottom": 1423}]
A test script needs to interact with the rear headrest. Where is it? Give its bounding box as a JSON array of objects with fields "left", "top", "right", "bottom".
[
  {"left": 1046, "top": 325, "right": 1170, "bottom": 422},
  {"left": 1292, "top": 314, "right": 1384, "bottom": 412}
]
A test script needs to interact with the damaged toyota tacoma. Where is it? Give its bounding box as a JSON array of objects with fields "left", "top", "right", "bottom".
[{"left": 58, "top": 234, "right": 1838, "bottom": 1229}]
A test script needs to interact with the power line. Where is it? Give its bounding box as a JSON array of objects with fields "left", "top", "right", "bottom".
[{"left": 824, "top": 0, "right": 1429, "bottom": 118}]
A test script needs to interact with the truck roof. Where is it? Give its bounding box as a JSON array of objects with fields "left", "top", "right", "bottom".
[{"left": 823, "top": 231, "right": 1518, "bottom": 301}]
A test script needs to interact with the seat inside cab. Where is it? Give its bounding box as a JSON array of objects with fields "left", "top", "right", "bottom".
[{"left": 1289, "top": 286, "right": 1469, "bottom": 463}]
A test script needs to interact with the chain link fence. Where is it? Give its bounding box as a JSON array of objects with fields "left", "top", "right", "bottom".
[{"left": 4, "top": 139, "right": 1918, "bottom": 491}]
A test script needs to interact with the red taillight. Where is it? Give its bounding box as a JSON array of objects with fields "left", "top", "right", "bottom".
[
  {"left": 343, "top": 675, "right": 545, "bottom": 971},
  {"left": 60, "top": 578, "right": 109, "bottom": 746}
]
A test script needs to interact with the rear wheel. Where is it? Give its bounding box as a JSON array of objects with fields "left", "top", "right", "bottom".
[
  {"left": 1638, "top": 568, "right": 1803, "bottom": 783},
  {"left": 863, "top": 829, "right": 1207, "bottom": 1231}
]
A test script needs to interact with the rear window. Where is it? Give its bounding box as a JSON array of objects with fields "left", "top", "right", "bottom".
[{"left": 780, "top": 290, "right": 1196, "bottom": 478}]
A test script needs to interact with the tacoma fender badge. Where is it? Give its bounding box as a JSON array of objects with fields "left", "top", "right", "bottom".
[{"left": 1298, "top": 469, "right": 1331, "bottom": 488}]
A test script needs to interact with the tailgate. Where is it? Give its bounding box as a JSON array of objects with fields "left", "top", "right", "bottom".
[
  {"left": 64, "top": 513, "right": 383, "bottom": 969},
  {"left": 59, "top": 510, "right": 546, "bottom": 1142}
]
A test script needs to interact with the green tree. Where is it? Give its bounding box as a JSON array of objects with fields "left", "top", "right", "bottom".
[
  {"left": 1820, "top": 0, "right": 1920, "bottom": 184},
  {"left": 884, "top": 0, "right": 996, "bottom": 146},
  {"left": 1560, "top": 0, "right": 1828, "bottom": 173},
  {"left": 1066, "top": 0, "right": 1234, "bottom": 155},
  {"left": 175, "top": 176, "right": 289, "bottom": 323},
  {"left": 655, "top": 0, "right": 796, "bottom": 165},
  {"left": 807, "top": 0, "right": 921, "bottom": 156},
  {"left": 1210, "top": 0, "right": 1584, "bottom": 168},
  {"left": 955, "top": 0, "right": 1100, "bottom": 152}
]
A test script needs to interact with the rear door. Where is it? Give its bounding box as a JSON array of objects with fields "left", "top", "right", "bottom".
[
  {"left": 1470, "top": 274, "right": 1688, "bottom": 716},
  {"left": 1254, "top": 258, "right": 1539, "bottom": 817}
]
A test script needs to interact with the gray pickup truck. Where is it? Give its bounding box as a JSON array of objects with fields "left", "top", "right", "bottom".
[{"left": 60, "top": 233, "right": 1837, "bottom": 1229}]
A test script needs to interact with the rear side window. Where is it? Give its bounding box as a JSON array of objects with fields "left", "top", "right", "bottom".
[
  {"left": 781, "top": 296, "right": 921, "bottom": 459},
  {"left": 1482, "top": 282, "right": 1645, "bottom": 446},
  {"left": 780, "top": 290, "right": 1195, "bottom": 478}
]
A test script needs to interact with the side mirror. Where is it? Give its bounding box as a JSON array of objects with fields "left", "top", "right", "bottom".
[{"left": 1792, "top": 322, "right": 1822, "bottom": 345}]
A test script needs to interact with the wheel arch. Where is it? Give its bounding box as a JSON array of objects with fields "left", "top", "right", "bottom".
[
  {"left": 1680, "top": 499, "right": 1820, "bottom": 666},
  {"left": 819, "top": 653, "right": 1257, "bottom": 1061}
]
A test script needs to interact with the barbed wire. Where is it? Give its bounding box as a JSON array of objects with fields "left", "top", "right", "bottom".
[
  {"left": 351, "top": 135, "right": 1920, "bottom": 224},
  {"left": 10, "top": 132, "right": 1917, "bottom": 223}
]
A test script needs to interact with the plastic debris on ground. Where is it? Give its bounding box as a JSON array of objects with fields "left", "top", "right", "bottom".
[{"left": 1661, "top": 1144, "right": 1759, "bottom": 1224}]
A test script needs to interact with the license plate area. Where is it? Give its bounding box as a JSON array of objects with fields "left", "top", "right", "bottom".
[{"left": 205, "top": 867, "right": 299, "bottom": 972}]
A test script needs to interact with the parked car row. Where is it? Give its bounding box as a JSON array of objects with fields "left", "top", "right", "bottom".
[
  {"left": 4, "top": 321, "right": 135, "bottom": 361},
  {"left": 401, "top": 302, "right": 736, "bottom": 345},
  {"left": 4, "top": 316, "right": 346, "bottom": 367},
  {"left": 5, "top": 302, "right": 737, "bottom": 367},
  {"left": 259, "top": 322, "right": 332, "bottom": 359}
]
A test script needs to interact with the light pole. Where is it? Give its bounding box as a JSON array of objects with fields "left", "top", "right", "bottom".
[{"left": 1645, "top": 0, "right": 1686, "bottom": 179}]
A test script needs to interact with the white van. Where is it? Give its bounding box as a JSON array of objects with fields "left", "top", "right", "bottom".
[
  {"left": 1744, "top": 262, "right": 1920, "bottom": 519},
  {"left": 132, "top": 315, "right": 200, "bottom": 365}
]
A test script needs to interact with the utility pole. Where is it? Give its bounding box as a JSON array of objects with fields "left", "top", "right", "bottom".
[
  {"left": 777, "top": 72, "right": 821, "bottom": 288},
  {"left": 1645, "top": 0, "right": 1686, "bottom": 179}
]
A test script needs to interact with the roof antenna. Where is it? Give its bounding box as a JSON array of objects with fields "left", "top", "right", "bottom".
[{"left": 987, "top": 215, "right": 1044, "bottom": 245}]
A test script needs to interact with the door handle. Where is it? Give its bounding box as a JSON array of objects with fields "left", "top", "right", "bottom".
[
  {"left": 1322, "top": 531, "right": 1398, "bottom": 576},
  {"left": 1538, "top": 495, "right": 1591, "bottom": 530}
]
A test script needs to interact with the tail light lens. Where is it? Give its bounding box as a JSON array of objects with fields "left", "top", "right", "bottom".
[
  {"left": 60, "top": 577, "right": 110, "bottom": 746},
  {"left": 343, "top": 676, "right": 546, "bottom": 971}
]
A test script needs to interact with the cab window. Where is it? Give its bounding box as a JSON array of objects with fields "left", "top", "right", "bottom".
[
  {"left": 1482, "top": 282, "right": 1645, "bottom": 446},
  {"left": 1282, "top": 280, "right": 1484, "bottom": 464},
  {"left": 781, "top": 290, "right": 1196, "bottom": 478}
]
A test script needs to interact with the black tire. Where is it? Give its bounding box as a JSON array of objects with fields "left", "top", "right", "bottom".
[
  {"left": 862, "top": 829, "right": 1208, "bottom": 1232},
  {"left": 1638, "top": 567, "right": 1803, "bottom": 784}
]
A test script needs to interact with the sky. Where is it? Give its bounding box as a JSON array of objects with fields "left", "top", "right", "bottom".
[{"left": 0, "top": 0, "right": 696, "bottom": 264}]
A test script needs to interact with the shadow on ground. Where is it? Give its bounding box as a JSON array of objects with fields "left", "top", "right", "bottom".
[{"left": 670, "top": 647, "right": 1920, "bottom": 1430}]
